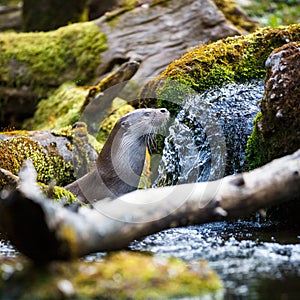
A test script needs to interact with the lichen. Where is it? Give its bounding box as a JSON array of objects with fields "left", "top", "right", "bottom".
[
  {"left": 0, "top": 252, "right": 223, "bottom": 299},
  {"left": 140, "top": 24, "right": 300, "bottom": 110},
  {"left": 0, "top": 21, "right": 107, "bottom": 94}
]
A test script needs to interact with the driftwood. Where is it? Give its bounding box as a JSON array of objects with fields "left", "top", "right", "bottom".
[{"left": 0, "top": 149, "right": 299, "bottom": 262}]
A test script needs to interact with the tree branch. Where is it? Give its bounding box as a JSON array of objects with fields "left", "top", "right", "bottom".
[{"left": 0, "top": 149, "right": 299, "bottom": 262}]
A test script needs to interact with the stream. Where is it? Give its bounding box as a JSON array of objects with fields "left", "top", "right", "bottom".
[
  {"left": 130, "top": 221, "right": 300, "bottom": 299},
  {"left": 1, "top": 221, "right": 299, "bottom": 299}
]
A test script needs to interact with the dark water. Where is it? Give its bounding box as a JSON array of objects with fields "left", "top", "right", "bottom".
[{"left": 130, "top": 221, "right": 300, "bottom": 299}]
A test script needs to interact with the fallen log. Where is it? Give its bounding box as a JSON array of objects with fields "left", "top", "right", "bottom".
[{"left": 0, "top": 149, "right": 299, "bottom": 262}]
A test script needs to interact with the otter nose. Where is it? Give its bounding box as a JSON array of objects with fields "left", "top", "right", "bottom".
[{"left": 159, "top": 108, "right": 168, "bottom": 114}]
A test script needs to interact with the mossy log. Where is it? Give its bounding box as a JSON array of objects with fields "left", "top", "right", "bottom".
[
  {"left": 1, "top": 0, "right": 252, "bottom": 129},
  {"left": 0, "top": 149, "right": 299, "bottom": 262}
]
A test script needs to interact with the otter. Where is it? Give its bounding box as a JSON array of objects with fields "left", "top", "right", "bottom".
[{"left": 64, "top": 108, "right": 169, "bottom": 203}]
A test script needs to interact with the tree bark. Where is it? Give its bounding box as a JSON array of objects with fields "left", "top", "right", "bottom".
[{"left": 0, "top": 149, "right": 299, "bottom": 262}]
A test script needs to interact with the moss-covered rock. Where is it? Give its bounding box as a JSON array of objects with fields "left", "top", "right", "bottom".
[
  {"left": 24, "top": 82, "right": 89, "bottom": 130},
  {"left": 245, "top": 42, "right": 300, "bottom": 226},
  {"left": 0, "top": 124, "right": 100, "bottom": 189},
  {"left": 24, "top": 61, "right": 139, "bottom": 132},
  {"left": 245, "top": 42, "right": 300, "bottom": 170},
  {"left": 0, "top": 252, "right": 223, "bottom": 299},
  {"left": 139, "top": 24, "right": 300, "bottom": 112},
  {"left": 0, "top": 22, "right": 107, "bottom": 93}
]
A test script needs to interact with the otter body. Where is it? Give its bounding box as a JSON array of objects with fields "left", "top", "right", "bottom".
[{"left": 65, "top": 108, "right": 169, "bottom": 203}]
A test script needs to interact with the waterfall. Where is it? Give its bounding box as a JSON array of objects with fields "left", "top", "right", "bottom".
[{"left": 154, "top": 81, "right": 264, "bottom": 187}]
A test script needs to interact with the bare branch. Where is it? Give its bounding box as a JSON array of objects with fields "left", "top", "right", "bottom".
[{"left": 0, "top": 150, "right": 299, "bottom": 262}]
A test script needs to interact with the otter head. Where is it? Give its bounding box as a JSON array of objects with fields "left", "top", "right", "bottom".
[{"left": 118, "top": 108, "right": 170, "bottom": 140}]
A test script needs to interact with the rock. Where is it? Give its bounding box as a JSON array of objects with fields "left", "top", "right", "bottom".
[
  {"left": 246, "top": 42, "right": 300, "bottom": 169},
  {"left": 0, "top": 124, "right": 99, "bottom": 190},
  {"left": 245, "top": 42, "right": 300, "bottom": 226},
  {"left": 96, "top": 0, "right": 243, "bottom": 81},
  {"left": 139, "top": 24, "right": 300, "bottom": 109}
]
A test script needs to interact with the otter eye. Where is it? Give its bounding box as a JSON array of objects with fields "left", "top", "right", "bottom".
[
  {"left": 121, "top": 121, "right": 129, "bottom": 128},
  {"left": 144, "top": 112, "right": 151, "bottom": 117}
]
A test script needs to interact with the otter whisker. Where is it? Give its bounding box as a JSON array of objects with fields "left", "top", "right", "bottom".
[{"left": 146, "top": 133, "right": 157, "bottom": 154}]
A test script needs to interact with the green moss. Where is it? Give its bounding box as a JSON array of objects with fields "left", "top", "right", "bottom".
[
  {"left": 96, "top": 97, "right": 135, "bottom": 142},
  {"left": 0, "top": 136, "right": 75, "bottom": 189},
  {"left": 39, "top": 183, "right": 77, "bottom": 204},
  {"left": 0, "top": 252, "right": 223, "bottom": 299},
  {"left": 140, "top": 24, "right": 300, "bottom": 108},
  {"left": 244, "top": 112, "right": 266, "bottom": 170},
  {"left": 0, "top": 22, "right": 107, "bottom": 94}
]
